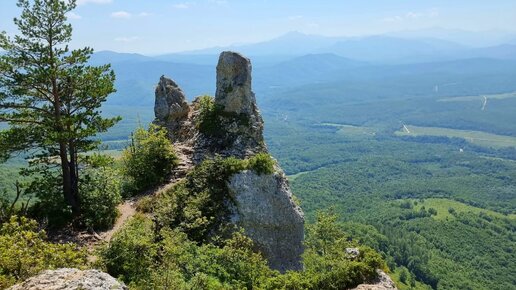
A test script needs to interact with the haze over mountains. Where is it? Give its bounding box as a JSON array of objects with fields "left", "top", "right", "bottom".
[{"left": 92, "top": 29, "right": 516, "bottom": 107}]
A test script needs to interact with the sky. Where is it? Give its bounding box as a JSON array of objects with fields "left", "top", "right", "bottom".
[{"left": 1, "top": 0, "right": 516, "bottom": 54}]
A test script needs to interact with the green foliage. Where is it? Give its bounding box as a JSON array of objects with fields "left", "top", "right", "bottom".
[
  {"left": 248, "top": 152, "right": 275, "bottom": 175},
  {"left": 156, "top": 157, "right": 241, "bottom": 243},
  {"left": 100, "top": 211, "right": 385, "bottom": 290},
  {"left": 195, "top": 95, "right": 249, "bottom": 136},
  {"left": 195, "top": 95, "right": 219, "bottom": 135},
  {"left": 98, "top": 214, "right": 157, "bottom": 282},
  {"left": 25, "top": 167, "right": 72, "bottom": 228},
  {"left": 0, "top": 216, "right": 87, "bottom": 288},
  {"left": 121, "top": 124, "right": 178, "bottom": 195},
  {"left": 79, "top": 156, "right": 122, "bottom": 230},
  {"left": 99, "top": 215, "right": 273, "bottom": 289},
  {"left": 300, "top": 210, "right": 385, "bottom": 290},
  {"left": 399, "top": 268, "right": 408, "bottom": 284},
  {"left": 0, "top": 0, "right": 120, "bottom": 214},
  {"left": 156, "top": 154, "right": 275, "bottom": 243}
]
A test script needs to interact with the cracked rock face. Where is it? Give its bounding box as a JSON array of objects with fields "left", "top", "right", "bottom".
[
  {"left": 8, "top": 268, "right": 127, "bottom": 290},
  {"left": 154, "top": 75, "right": 189, "bottom": 122},
  {"left": 215, "top": 51, "right": 256, "bottom": 115},
  {"left": 228, "top": 169, "right": 304, "bottom": 272}
]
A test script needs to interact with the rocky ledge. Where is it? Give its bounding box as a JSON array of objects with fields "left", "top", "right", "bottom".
[
  {"left": 351, "top": 270, "right": 398, "bottom": 290},
  {"left": 8, "top": 268, "right": 127, "bottom": 290}
]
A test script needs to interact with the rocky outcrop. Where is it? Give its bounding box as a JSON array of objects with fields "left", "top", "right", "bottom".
[
  {"left": 8, "top": 268, "right": 127, "bottom": 290},
  {"left": 154, "top": 51, "right": 304, "bottom": 272},
  {"left": 157, "top": 52, "right": 265, "bottom": 162},
  {"left": 154, "top": 75, "right": 189, "bottom": 123},
  {"left": 228, "top": 169, "right": 304, "bottom": 271},
  {"left": 351, "top": 270, "right": 398, "bottom": 290}
]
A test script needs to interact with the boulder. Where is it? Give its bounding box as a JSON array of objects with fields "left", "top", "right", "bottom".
[
  {"left": 351, "top": 270, "right": 398, "bottom": 290},
  {"left": 8, "top": 268, "right": 127, "bottom": 290},
  {"left": 154, "top": 76, "right": 189, "bottom": 122}
]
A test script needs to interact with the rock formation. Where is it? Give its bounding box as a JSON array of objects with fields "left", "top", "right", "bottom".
[
  {"left": 154, "top": 75, "right": 189, "bottom": 124},
  {"left": 215, "top": 51, "right": 256, "bottom": 115},
  {"left": 228, "top": 169, "right": 304, "bottom": 271},
  {"left": 351, "top": 270, "right": 397, "bottom": 290},
  {"left": 154, "top": 51, "right": 304, "bottom": 271},
  {"left": 8, "top": 268, "right": 127, "bottom": 290}
]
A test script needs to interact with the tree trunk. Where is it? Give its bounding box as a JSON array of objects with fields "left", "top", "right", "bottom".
[
  {"left": 59, "top": 142, "right": 80, "bottom": 215},
  {"left": 68, "top": 141, "right": 80, "bottom": 214}
]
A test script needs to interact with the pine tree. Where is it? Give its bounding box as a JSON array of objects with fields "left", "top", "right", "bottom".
[{"left": 0, "top": 0, "right": 120, "bottom": 216}]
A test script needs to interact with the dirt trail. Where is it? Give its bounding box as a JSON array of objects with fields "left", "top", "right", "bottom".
[
  {"left": 99, "top": 201, "right": 136, "bottom": 242},
  {"left": 84, "top": 143, "right": 194, "bottom": 261}
]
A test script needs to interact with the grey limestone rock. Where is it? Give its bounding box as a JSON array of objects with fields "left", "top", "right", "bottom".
[
  {"left": 215, "top": 51, "right": 256, "bottom": 115},
  {"left": 8, "top": 268, "right": 127, "bottom": 290},
  {"left": 154, "top": 75, "right": 189, "bottom": 122},
  {"left": 227, "top": 168, "right": 304, "bottom": 272},
  {"left": 351, "top": 270, "right": 398, "bottom": 290}
]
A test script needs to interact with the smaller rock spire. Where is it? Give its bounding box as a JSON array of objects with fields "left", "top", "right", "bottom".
[{"left": 154, "top": 75, "right": 189, "bottom": 122}]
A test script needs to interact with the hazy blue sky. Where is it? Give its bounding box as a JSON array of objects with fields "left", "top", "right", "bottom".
[{"left": 1, "top": 0, "right": 515, "bottom": 54}]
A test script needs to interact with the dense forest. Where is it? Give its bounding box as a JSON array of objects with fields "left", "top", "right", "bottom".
[{"left": 1, "top": 1, "right": 516, "bottom": 289}]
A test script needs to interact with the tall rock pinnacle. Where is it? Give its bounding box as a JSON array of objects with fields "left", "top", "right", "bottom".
[{"left": 215, "top": 51, "right": 256, "bottom": 115}]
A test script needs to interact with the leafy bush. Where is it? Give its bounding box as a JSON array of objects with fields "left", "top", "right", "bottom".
[
  {"left": 195, "top": 95, "right": 249, "bottom": 136},
  {"left": 0, "top": 216, "right": 86, "bottom": 288},
  {"left": 98, "top": 214, "right": 157, "bottom": 283},
  {"left": 195, "top": 95, "right": 219, "bottom": 135},
  {"left": 156, "top": 157, "right": 241, "bottom": 243},
  {"left": 79, "top": 161, "right": 122, "bottom": 230},
  {"left": 300, "top": 210, "right": 386, "bottom": 289},
  {"left": 121, "top": 124, "right": 178, "bottom": 196},
  {"left": 25, "top": 168, "right": 72, "bottom": 229},
  {"left": 248, "top": 153, "right": 275, "bottom": 175}
]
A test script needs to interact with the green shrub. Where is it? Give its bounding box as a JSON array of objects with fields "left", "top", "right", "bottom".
[
  {"left": 195, "top": 95, "right": 249, "bottom": 136},
  {"left": 79, "top": 165, "right": 121, "bottom": 230},
  {"left": 121, "top": 124, "right": 178, "bottom": 196},
  {"left": 135, "top": 195, "right": 156, "bottom": 213},
  {"left": 0, "top": 216, "right": 87, "bottom": 289},
  {"left": 156, "top": 157, "right": 240, "bottom": 243},
  {"left": 301, "top": 210, "right": 386, "bottom": 289},
  {"left": 248, "top": 153, "right": 275, "bottom": 175},
  {"left": 25, "top": 168, "right": 72, "bottom": 229},
  {"left": 98, "top": 214, "right": 157, "bottom": 283},
  {"left": 195, "top": 95, "right": 219, "bottom": 135}
]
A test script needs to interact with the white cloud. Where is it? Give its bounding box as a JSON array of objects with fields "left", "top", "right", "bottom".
[
  {"left": 172, "top": 3, "right": 190, "bottom": 9},
  {"left": 114, "top": 36, "right": 140, "bottom": 43},
  {"left": 77, "top": 0, "right": 112, "bottom": 5},
  {"left": 288, "top": 15, "right": 303, "bottom": 21},
  {"left": 66, "top": 12, "right": 82, "bottom": 19},
  {"left": 208, "top": 0, "right": 228, "bottom": 5},
  {"left": 111, "top": 11, "right": 132, "bottom": 19},
  {"left": 382, "top": 9, "right": 439, "bottom": 23},
  {"left": 138, "top": 12, "right": 151, "bottom": 17}
]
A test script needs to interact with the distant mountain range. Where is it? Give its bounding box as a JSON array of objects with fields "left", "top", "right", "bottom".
[
  {"left": 90, "top": 30, "right": 516, "bottom": 107},
  {"left": 155, "top": 30, "right": 516, "bottom": 63}
]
